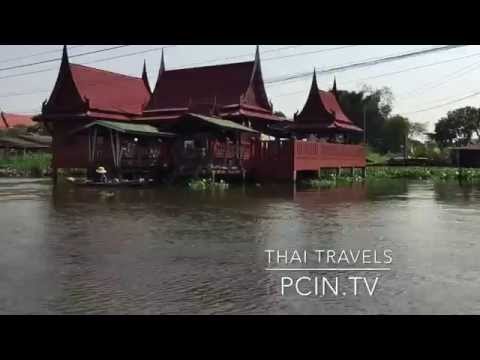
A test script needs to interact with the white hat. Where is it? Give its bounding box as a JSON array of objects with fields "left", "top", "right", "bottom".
[{"left": 96, "top": 166, "right": 107, "bottom": 174}]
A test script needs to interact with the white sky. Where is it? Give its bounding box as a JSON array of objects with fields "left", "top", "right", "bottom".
[{"left": 1, "top": 45, "right": 480, "bottom": 132}]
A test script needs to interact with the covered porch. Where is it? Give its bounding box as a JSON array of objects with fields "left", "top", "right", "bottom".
[{"left": 68, "top": 120, "right": 176, "bottom": 180}]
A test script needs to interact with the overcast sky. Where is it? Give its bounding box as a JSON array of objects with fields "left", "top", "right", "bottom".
[{"left": 1, "top": 45, "right": 479, "bottom": 132}]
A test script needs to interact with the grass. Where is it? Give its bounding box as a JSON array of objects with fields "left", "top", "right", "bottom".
[
  {"left": 187, "top": 178, "right": 230, "bottom": 191},
  {"left": 0, "top": 153, "right": 51, "bottom": 177}
]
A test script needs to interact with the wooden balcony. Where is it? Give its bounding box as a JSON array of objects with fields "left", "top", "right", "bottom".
[{"left": 246, "top": 140, "right": 366, "bottom": 181}]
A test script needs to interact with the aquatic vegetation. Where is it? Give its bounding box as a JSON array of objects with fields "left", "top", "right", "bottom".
[
  {"left": 0, "top": 153, "right": 51, "bottom": 178},
  {"left": 301, "top": 173, "right": 364, "bottom": 189},
  {"left": 187, "top": 178, "right": 230, "bottom": 191},
  {"left": 368, "top": 166, "right": 480, "bottom": 181}
]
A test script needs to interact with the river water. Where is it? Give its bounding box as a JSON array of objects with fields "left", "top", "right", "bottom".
[{"left": 0, "top": 178, "right": 479, "bottom": 314}]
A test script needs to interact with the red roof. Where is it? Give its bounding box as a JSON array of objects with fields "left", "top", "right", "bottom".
[
  {"left": 0, "top": 112, "right": 35, "bottom": 129},
  {"left": 70, "top": 63, "right": 150, "bottom": 116},
  {"left": 294, "top": 71, "right": 362, "bottom": 132},
  {"left": 318, "top": 91, "right": 353, "bottom": 125},
  {"left": 41, "top": 46, "right": 151, "bottom": 121},
  {"left": 147, "top": 61, "right": 255, "bottom": 110}
]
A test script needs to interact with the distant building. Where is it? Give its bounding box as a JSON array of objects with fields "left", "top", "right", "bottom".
[
  {"left": 450, "top": 144, "right": 480, "bottom": 168},
  {"left": 0, "top": 112, "right": 35, "bottom": 129}
]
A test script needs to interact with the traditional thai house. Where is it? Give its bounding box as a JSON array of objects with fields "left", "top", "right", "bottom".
[
  {"left": 33, "top": 46, "right": 176, "bottom": 181},
  {"left": 33, "top": 45, "right": 366, "bottom": 184},
  {"left": 273, "top": 70, "right": 364, "bottom": 141},
  {"left": 247, "top": 71, "right": 366, "bottom": 181},
  {"left": 136, "top": 46, "right": 281, "bottom": 180}
]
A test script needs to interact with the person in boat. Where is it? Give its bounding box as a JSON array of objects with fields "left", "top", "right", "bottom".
[{"left": 95, "top": 166, "right": 109, "bottom": 183}]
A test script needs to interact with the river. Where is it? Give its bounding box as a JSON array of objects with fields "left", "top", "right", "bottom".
[{"left": 0, "top": 178, "right": 479, "bottom": 314}]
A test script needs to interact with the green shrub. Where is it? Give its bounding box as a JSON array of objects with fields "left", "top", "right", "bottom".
[{"left": 0, "top": 153, "right": 51, "bottom": 177}]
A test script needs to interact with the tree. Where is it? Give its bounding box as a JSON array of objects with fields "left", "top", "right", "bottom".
[
  {"left": 433, "top": 106, "right": 480, "bottom": 147},
  {"left": 273, "top": 111, "right": 287, "bottom": 119},
  {"left": 382, "top": 115, "right": 410, "bottom": 154},
  {"left": 337, "top": 86, "right": 394, "bottom": 152},
  {"left": 409, "top": 122, "right": 427, "bottom": 140}
]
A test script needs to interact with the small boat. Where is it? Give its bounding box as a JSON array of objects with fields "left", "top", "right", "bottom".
[{"left": 66, "top": 177, "right": 154, "bottom": 187}]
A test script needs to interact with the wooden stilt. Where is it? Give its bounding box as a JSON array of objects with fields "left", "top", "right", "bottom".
[
  {"left": 293, "top": 170, "right": 297, "bottom": 183},
  {"left": 52, "top": 167, "right": 58, "bottom": 185},
  {"left": 318, "top": 168, "right": 322, "bottom": 178},
  {"left": 336, "top": 167, "right": 341, "bottom": 177},
  {"left": 362, "top": 167, "right": 367, "bottom": 178},
  {"left": 350, "top": 167, "right": 354, "bottom": 176}
]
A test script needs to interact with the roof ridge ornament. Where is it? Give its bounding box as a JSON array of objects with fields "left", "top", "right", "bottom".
[
  {"left": 142, "top": 60, "right": 152, "bottom": 94},
  {"left": 332, "top": 76, "right": 338, "bottom": 99}
]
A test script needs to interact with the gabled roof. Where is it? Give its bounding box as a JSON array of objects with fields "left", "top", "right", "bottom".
[
  {"left": 145, "top": 47, "right": 273, "bottom": 118},
  {"left": 0, "top": 112, "right": 35, "bottom": 129},
  {"left": 69, "top": 64, "right": 150, "bottom": 115},
  {"left": 294, "top": 70, "right": 363, "bottom": 132},
  {"left": 43, "top": 46, "right": 150, "bottom": 119}
]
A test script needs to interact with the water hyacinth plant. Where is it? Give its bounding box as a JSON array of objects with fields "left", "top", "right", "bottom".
[
  {"left": 187, "top": 178, "right": 230, "bottom": 191},
  {"left": 301, "top": 172, "right": 364, "bottom": 189},
  {"left": 368, "top": 167, "right": 480, "bottom": 181}
]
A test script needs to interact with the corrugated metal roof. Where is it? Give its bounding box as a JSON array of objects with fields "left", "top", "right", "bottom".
[
  {"left": 71, "top": 120, "right": 176, "bottom": 137},
  {"left": 186, "top": 113, "right": 258, "bottom": 133},
  {"left": 0, "top": 136, "right": 49, "bottom": 149}
]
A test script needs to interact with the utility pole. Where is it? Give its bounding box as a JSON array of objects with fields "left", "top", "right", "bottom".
[{"left": 363, "top": 107, "right": 367, "bottom": 145}]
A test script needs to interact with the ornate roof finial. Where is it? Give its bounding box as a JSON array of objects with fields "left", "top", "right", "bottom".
[
  {"left": 61, "top": 45, "right": 70, "bottom": 68},
  {"left": 142, "top": 60, "right": 152, "bottom": 94},
  {"left": 159, "top": 48, "right": 166, "bottom": 76},
  {"left": 310, "top": 67, "right": 320, "bottom": 95},
  {"left": 332, "top": 76, "right": 338, "bottom": 99}
]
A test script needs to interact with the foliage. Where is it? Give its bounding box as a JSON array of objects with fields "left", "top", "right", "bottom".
[
  {"left": 0, "top": 153, "right": 51, "bottom": 177},
  {"left": 368, "top": 166, "right": 480, "bottom": 181},
  {"left": 433, "top": 106, "right": 480, "bottom": 148},
  {"left": 337, "top": 86, "right": 394, "bottom": 151},
  {"left": 301, "top": 172, "right": 364, "bottom": 189},
  {"left": 367, "top": 147, "right": 388, "bottom": 165},
  {"left": 382, "top": 115, "right": 410, "bottom": 153},
  {"left": 187, "top": 178, "right": 229, "bottom": 191}
]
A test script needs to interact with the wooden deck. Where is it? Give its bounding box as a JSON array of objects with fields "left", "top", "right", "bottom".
[{"left": 246, "top": 140, "right": 366, "bottom": 181}]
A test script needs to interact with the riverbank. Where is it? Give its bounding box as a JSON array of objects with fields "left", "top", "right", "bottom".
[{"left": 0, "top": 153, "right": 51, "bottom": 178}]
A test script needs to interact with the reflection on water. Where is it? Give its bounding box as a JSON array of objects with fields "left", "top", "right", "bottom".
[{"left": 1, "top": 178, "right": 480, "bottom": 314}]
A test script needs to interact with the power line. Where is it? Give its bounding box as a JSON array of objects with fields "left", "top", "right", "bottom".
[
  {"left": 174, "top": 45, "right": 303, "bottom": 68},
  {"left": 82, "top": 45, "right": 176, "bottom": 65},
  {"left": 0, "top": 45, "right": 174, "bottom": 81},
  {"left": 0, "top": 45, "right": 130, "bottom": 72},
  {"left": 403, "top": 90, "right": 480, "bottom": 115},
  {"left": 265, "top": 45, "right": 467, "bottom": 85},
  {"left": 0, "top": 45, "right": 86, "bottom": 64},
  {"left": 396, "top": 58, "right": 480, "bottom": 99}
]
